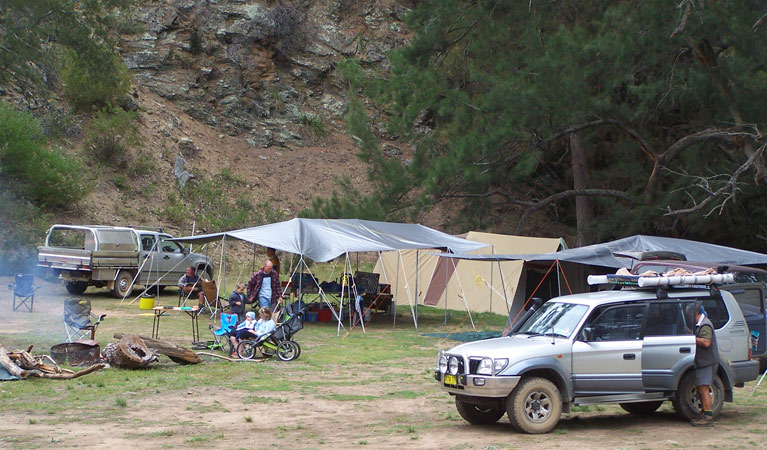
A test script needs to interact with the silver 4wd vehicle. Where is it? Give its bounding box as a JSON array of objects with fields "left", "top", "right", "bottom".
[
  {"left": 435, "top": 275, "right": 758, "bottom": 434},
  {"left": 38, "top": 225, "right": 213, "bottom": 298}
]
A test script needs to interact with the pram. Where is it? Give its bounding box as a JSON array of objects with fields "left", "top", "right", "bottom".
[{"left": 236, "top": 307, "right": 305, "bottom": 361}]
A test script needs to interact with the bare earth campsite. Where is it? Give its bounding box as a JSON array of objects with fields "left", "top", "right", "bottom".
[{"left": 1, "top": 277, "right": 767, "bottom": 450}]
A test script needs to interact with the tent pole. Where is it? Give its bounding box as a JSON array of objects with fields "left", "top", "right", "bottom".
[
  {"left": 556, "top": 259, "right": 561, "bottom": 297},
  {"left": 451, "top": 257, "right": 475, "bottom": 330},
  {"left": 393, "top": 251, "right": 400, "bottom": 328},
  {"left": 497, "top": 258, "right": 511, "bottom": 315},
  {"left": 443, "top": 255, "right": 448, "bottom": 326},
  {"left": 415, "top": 250, "right": 419, "bottom": 325},
  {"left": 337, "top": 254, "right": 346, "bottom": 336},
  {"left": 489, "top": 245, "right": 494, "bottom": 315}
]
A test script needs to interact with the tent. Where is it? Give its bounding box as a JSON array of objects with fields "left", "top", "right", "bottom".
[
  {"left": 373, "top": 232, "right": 565, "bottom": 323},
  {"left": 171, "top": 218, "right": 488, "bottom": 330}
]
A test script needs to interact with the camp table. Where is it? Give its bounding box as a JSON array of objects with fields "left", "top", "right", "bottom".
[{"left": 151, "top": 306, "right": 201, "bottom": 344}]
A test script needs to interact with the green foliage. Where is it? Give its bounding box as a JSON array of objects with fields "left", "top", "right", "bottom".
[
  {"left": 0, "top": 0, "right": 133, "bottom": 107},
  {"left": 189, "top": 29, "right": 204, "bottom": 55},
  {"left": 85, "top": 106, "right": 140, "bottom": 165},
  {"left": 62, "top": 51, "right": 132, "bottom": 112},
  {"left": 298, "top": 113, "right": 328, "bottom": 139},
  {"left": 0, "top": 102, "right": 89, "bottom": 210}
]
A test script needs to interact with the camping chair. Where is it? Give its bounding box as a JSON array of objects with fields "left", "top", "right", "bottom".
[
  {"left": 9, "top": 273, "right": 39, "bottom": 312},
  {"left": 208, "top": 313, "right": 238, "bottom": 355},
  {"left": 63, "top": 298, "right": 106, "bottom": 342},
  {"left": 200, "top": 279, "right": 228, "bottom": 318}
]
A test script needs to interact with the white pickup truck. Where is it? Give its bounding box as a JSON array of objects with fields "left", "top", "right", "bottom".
[{"left": 37, "top": 225, "right": 213, "bottom": 297}]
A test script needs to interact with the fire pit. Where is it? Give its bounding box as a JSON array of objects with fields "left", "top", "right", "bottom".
[{"left": 50, "top": 340, "right": 101, "bottom": 367}]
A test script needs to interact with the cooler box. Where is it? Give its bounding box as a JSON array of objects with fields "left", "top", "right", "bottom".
[
  {"left": 317, "top": 308, "right": 333, "bottom": 322},
  {"left": 305, "top": 312, "right": 318, "bottom": 322}
]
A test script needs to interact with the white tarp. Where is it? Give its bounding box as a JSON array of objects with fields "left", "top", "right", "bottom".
[{"left": 171, "top": 218, "right": 487, "bottom": 262}]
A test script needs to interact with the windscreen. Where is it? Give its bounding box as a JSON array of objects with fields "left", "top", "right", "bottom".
[{"left": 517, "top": 302, "right": 589, "bottom": 338}]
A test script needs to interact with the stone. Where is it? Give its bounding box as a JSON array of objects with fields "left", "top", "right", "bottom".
[{"left": 382, "top": 144, "right": 403, "bottom": 157}]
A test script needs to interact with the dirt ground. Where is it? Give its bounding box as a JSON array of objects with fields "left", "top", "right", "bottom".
[{"left": 2, "top": 277, "right": 767, "bottom": 449}]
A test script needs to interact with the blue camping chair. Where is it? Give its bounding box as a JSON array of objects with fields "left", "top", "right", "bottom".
[
  {"left": 9, "top": 273, "right": 39, "bottom": 313},
  {"left": 209, "top": 313, "right": 238, "bottom": 354}
]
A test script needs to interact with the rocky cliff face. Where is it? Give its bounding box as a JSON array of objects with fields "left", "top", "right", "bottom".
[{"left": 122, "top": 0, "right": 410, "bottom": 147}]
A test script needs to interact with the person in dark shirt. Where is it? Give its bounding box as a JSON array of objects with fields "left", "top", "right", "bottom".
[
  {"left": 178, "top": 266, "right": 205, "bottom": 309},
  {"left": 690, "top": 301, "right": 718, "bottom": 427},
  {"left": 228, "top": 283, "right": 246, "bottom": 322},
  {"left": 247, "top": 260, "right": 282, "bottom": 310}
]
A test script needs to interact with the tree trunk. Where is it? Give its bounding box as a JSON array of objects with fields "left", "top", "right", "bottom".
[
  {"left": 113, "top": 333, "right": 202, "bottom": 364},
  {"left": 570, "top": 133, "right": 595, "bottom": 246}
]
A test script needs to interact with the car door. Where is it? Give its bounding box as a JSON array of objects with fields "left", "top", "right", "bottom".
[
  {"left": 158, "top": 234, "right": 189, "bottom": 281},
  {"left": 642, "top": 300, "right": 696, "bottom": 391},
  {"left": 572, "top": 303, "right": 647, "bottom": 395},
  {"left": 138, "top": 233, "right": 158, "bottom": 285},
  {"left": 723, "top": 284, "right": 766, "bottom": 357}
]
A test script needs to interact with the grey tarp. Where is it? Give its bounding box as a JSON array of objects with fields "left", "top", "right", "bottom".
[
  {"left": 171, "top": 218, "right": 487, "bottom": 261},
  {"left": 437, "top": 235, "right": 767, "bottom": 268}
]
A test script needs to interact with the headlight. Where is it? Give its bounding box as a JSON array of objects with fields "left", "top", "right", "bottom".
[
  {"left": 476, "top": 358, "right": 493, "bottom": 375},
  {"left": 438, "top": 355, "right": 448, "bottom": 373},
  {"left": 448, "top": 356, "right": 459, "bottom": 375},
  {"left": 493, "top": 358, "right": 509, "bottom": 374}
]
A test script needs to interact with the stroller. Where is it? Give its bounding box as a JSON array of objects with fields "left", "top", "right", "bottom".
[{"left": 236, "top": 307, "right": 305, "bottom": 361}]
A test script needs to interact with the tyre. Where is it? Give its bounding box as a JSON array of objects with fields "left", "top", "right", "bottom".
[
  {"left": 65, "top": 281, "right": 88, "bottom": 295},
  {"left": 293, "top": 340, "right": 302, "bottom": 359},
  {"left": 672, "top": 371, "right": 724, "bottom": 421},
  {"left": 759, "top": 358, "right": 767, "bottom": 374},
  {"left": 112, "top": 270, "right": 135, "bottom": 298},
  {"left": 455, "top": 397, "right": 505, "bottom": 425},
  {"left": 619, "top": 401, "right": 664, "bottom": 415},
  {"left": 506, "top": 377, "right": 562, "bottom": 434},
  {"left": 237, "top": 341, "right": 257, "bottom": 360},
  {"left": 277, "top": 341, "right": 299, "bottom": 361}
]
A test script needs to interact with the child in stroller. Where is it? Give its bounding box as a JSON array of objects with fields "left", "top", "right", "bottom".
[{"left": 236, "top": 304, "right": 305, "bottom": 361}]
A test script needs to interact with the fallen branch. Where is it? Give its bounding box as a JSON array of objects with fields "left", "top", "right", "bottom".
[
  {"left": 195, "top": 352, "right": 267, "bottom": 362},
  {"left": 114, "top": 333, "right": 202, "bottom": 364},
  {"left": 0, "top": 343, "right": 106, "bottom": 379}
]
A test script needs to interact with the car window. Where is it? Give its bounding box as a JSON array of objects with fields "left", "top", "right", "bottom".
[
  {"left": 159, "top": 236, "right": 183, "bottom": 254},
  {"left": 645, "top": 301, "right": 695, "bottom": 336},
  {"left": 141, "top": 235, "right": 156, "bottom": 252},
  {"left": 585, "top": 304, "right": 647, "bottom": 341},
  {"left": 699, "top": 296, "right": 730, "bottom": 329},
  {"left": 516, "top": 302, "right": 589, "bottom": 338},
  {"left": 723, "top": 286, "right": 764, "bottom": 316}
]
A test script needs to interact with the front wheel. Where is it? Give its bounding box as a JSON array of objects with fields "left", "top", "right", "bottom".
[
  {"left": 112, "top": 270, "right": 135, "bottom": 298},
  {"left": 506, "top": 377, "right": 562, "bottom": 434},
  {"left": 455, "top": 397, "right": 505, "bottom": 425},
  {"left": 276, "top": 341, "right": 300, "bottom": 361},
  {"left": 237, "top": 341, "right": 257, "bottom": 360},
  {"left": 672, "top": 371, "right": 724, "bottom": 421},
  {"left": 65, "top": 281, "right": 88, "bottom": 295},
  {"left": 619, "top": 401, "right": 664, "bottom": 415}
]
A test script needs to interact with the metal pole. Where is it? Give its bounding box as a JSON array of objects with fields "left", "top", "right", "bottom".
[
  {"left": 489, "top": 245, "right": 494, "bottom": 315},
  {"left": 393, "top": 251, "right": 400, "bottom": 328},
  {"left": 415, "top": 250, "right": 419, "bottom": 324},
  {"left": 443, "top": 255, "right": 448, "bottom": 326},
  {"left": 556, "top": 260, "right": 562, "bottom": 298}
]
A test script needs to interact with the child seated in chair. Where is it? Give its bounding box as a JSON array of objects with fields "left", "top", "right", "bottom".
[{"left": 229, "top": 308, "right": 276, "bottom": 356}]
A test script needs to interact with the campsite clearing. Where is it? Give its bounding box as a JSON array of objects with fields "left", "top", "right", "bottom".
[{"left": 2, "top": 277, "right": 767, "bottom": 449}]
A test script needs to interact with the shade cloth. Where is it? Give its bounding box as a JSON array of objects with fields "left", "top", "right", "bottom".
[
  {"left": 436, "top": 235, "right": 767, "bottom": 268},
  {"left": 171, "top": 218, "right": 487, "bottom": 262}
]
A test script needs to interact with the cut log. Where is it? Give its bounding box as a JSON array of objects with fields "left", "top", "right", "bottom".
[
  {"left": 103, "top": 335, "right": 156, "bottom": 369},
  {"left": 0, "top": 345, "right": 30, "bottom": 378},
  {"left": 113, "top": 333, "right": 202, "bottom": 364}
]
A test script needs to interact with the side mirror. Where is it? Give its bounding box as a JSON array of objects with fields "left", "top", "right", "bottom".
[
  {"left": 579, "top": 327, "right": 593, "bottom": 342},
  {"left": 182, "top": 247, "right": 190, "bottom": 255}
]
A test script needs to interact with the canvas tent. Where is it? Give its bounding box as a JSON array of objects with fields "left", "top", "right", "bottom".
[
  {"left": 171, "top": 218, "right": 487, "bottom": 330},
  {"left": 373, "top": 232, "right": 565, "bottom": 319}
]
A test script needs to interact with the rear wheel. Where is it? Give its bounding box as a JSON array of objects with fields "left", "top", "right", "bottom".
[
  {"left": 619, "top": 401, "right": 664, "bottom": 415},
  {"left": 672, "top": 371, "right": 724, "bottom": 421},
  {"left": 237, "top": 340, "right": 257, "bottom": 360},
  {"left": 455, "top": 397, "right": 505, "bottom": 425},
  {"left": 506, "top": 377, "right": 562, "bottom": 434},
  {"left": 65, "top": 281, "right": 88, "bottom": 295},
  {"left": 276, "top": 341, "right": 299, "bottom": 361},
  {"left": 112, "top": 270, "right": 135, "bottom": 298}
]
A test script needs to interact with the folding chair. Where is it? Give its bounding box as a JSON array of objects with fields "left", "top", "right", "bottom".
[
  {"left": 9, "top": 273, "right": 39, "bottom": 312},
  {"left": 63, "top": 298, "right": 106, "bottom": 342},
  {"left": 200, "top": 279, "right": 228, "bottom": 318},
  {"left": 208, "top": 313, "right": 238, "bottom": 354}
]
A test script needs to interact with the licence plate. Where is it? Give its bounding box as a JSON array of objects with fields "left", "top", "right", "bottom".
[{"left": 444, "top": 374, "right": 457, "bottom": 386}]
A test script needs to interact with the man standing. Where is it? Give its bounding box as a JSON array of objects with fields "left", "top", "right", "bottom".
[
  {"left": 178, "top": 266, "right": 205, "bottom": 310},
  {"left": 266, "top": 247, "right": 281, "bottom": 275},
  {"left": 691, "top": 301, "right": 719, "bottom": 427},
  {"left": 247, "top": 260, "right": 282, "bottom": 310}
]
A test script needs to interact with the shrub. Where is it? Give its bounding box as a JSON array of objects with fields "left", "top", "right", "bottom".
[
  {"left": 298, "top": 113, "right": 328, "bottom": 139},
  {"left": 0, "top": 102, "right": 89, "bottom": 209},
  {"left": 61, "top": 50, "right": 131, "bottom": 112},
  {"left": 86, "top": 106, "right": 140, "bottom": 166}
]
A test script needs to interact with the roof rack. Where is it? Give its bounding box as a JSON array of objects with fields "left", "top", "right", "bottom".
[{"left": 587, "top": 273, "right": 734, "bottom": 288}]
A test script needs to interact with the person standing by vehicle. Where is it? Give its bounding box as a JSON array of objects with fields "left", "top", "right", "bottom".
[
  {"left": 247, "top": 260, "right": 282, "bottom": 310},
  {"left": 691, "top": 301, "right": 719, "bottom": 427}
]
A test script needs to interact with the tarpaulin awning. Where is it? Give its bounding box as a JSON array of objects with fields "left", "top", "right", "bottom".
[
  {"left": 434, "top": 235, "right": 767, "bottom": 268},
  {"left": 171, "top": 218, "right": 487, "bottom": 262}
]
